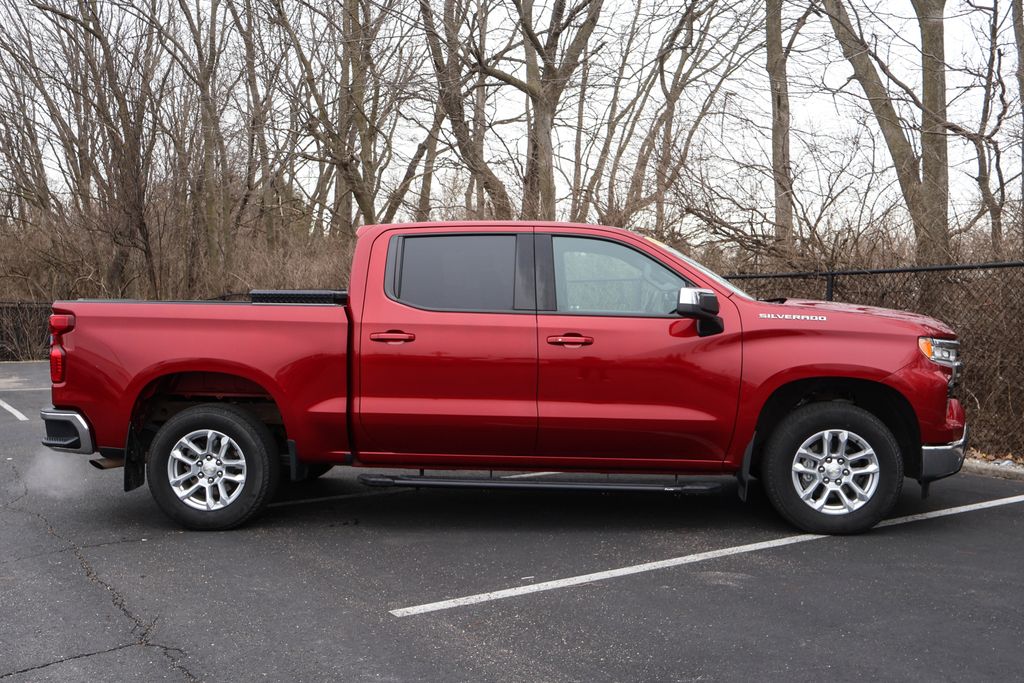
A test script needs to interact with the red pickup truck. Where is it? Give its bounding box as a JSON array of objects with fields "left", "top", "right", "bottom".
[{"left": 40, "top": 221, "right": 966, "bottom": 533}]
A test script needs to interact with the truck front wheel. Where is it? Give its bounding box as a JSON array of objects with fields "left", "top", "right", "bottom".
[
  {"left": 761, "top": 402, "right": 903, "bottom": 534},
  {"left": 147, "top": 404, "right": 280, "bottom": 530}
]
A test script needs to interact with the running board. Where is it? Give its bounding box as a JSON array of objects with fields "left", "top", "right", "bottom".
[{"left": 357, "top": 474, "right": 724, "bottom": 495}]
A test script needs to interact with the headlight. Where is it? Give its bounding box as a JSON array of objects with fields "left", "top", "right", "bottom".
[{"left": 918, "top": 337, "right": 960, "bottom": 366}]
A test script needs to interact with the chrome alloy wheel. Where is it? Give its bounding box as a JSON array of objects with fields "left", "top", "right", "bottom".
[
  {"left": 790, "top": 429, "right": 880, "bottom": 515},
  {"left": 166, "top": 429, "right": 247, "bottom": 511}
]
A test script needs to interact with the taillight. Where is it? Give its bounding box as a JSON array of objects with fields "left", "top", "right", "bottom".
[
  {"left": 49, "top": 314, "right": 75, "bottom": 335},
  {"left": 48, "top": 313, "right": 74, "bottom": 384},
  {"left": 49, "top": 345, "right": 66, "bottom": 383}
]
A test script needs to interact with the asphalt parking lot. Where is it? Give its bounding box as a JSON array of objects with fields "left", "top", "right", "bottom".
[{"left": 2, "top": 360, "right": 1023, "bottom": 681}]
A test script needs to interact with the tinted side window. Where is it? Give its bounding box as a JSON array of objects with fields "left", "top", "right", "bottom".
[
  {"left": 396, "top": 235, "right": 517, "bottom": 311},
  {"left": 552, "top": 236, "right": 686, "bottom": 315}
]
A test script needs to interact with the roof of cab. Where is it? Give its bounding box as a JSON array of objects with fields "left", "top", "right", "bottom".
[{"left": 355, "top": 220, "right": 633, "bottom": 241}]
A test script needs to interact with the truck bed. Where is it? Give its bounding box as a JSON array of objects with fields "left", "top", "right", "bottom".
[{"left": 51, "top": 298, "right": 350, "bottom": 462}]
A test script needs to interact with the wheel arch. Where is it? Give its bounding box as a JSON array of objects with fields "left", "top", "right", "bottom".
[
  {"left": 749, "top": 377, "right": 921, "bottom": 479},
  {"left": 123, "top": 368, "right": 289, "bottom": 490}
]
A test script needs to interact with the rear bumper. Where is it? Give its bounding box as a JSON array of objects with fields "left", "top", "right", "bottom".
[
  {"left": 40, "top": 407, "right": 94, "bottom": 454},
  {"left": 919, "top": 426, "right": 967, "bottom": 482}
]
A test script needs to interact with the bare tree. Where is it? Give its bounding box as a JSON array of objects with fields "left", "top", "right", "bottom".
[
  {"left": 268, "top": 0, "right": 434, "bottom": 234},
  {"left": 766, "top": 0, "right": 812, "bottom": 254},
  {"left": 0, "top": 0, "right": 1019, "bottom": 306},
  {"left": 471, "top": 0, "right": 603, "bottom": 219},
  {"left": 1010, "top": 0, "right": 1024, "bottom": 245},
  {"left": 5, "top": 0, "right": 169, "bottom": 295},
  {"left": 822, "top": 0, "right": 952, "bottom": 265},
  {"left": 420, "top": 0, "right": 515, "bottom": 219},
  {"left": 958, "top": 0, "right": 1009, "bottom": 257},
  {"left": 585, "top": 1, "right": 761, "bottom": 234}
]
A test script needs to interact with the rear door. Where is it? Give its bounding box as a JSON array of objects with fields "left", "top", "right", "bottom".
[
  {"left": 535, "top": 230, "right": 742, "bottom": 466},
  {"left": 356, "top": 228, "right": 538, "bottom": 462}
]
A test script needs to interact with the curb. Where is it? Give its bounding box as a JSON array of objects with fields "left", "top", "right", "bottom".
[{"left": 962, "top": 458, "right": 1024, "bottom": 482}]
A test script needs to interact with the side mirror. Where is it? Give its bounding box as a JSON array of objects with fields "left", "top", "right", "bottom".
[{"left": 676, "top": 287, "right": 724, "bottom": 337}]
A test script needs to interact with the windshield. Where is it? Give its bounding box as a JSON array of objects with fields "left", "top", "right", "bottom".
[{"left": 642, "top": 237, "right": 753, "bottom": 300}]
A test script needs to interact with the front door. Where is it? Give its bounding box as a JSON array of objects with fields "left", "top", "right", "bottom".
[
  {"left": 536, "top": 232, "right": 741, "bottom": 467},
  {"left": 357, "top": 229, "right": 538, "bottom": 462}
]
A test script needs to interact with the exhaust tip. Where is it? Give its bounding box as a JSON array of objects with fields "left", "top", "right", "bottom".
[{"left": 89, "top": 457, "right": 125, "bottom": 470}]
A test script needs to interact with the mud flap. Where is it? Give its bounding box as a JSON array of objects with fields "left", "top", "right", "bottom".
[
  {"left": 736, "top": 436, "right": 756, "bottom": 503},
  {"left": 123, "top": 427, "right": 145, "bottom": 492},
  {"left": 288, "top": 439, "right": 308, "bottom": 482}
]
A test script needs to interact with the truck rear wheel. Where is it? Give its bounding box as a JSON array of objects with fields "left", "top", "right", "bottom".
[
  {"left": 146, "top": 404, "right": 280, "bottom": 530},
  {"left": 761, "top": 402, "right": 903, "bottom": 534}
]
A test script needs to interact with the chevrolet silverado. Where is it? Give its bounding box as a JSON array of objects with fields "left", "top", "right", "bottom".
[{"left": 40, "top": 221, "right": 967, "bottom": 533}]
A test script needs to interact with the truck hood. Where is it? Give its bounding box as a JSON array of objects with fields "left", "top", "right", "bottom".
[{"left": 769, "top": 299, "right": 956, "bottom": 337}]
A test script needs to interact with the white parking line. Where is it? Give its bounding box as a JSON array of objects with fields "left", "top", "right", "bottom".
[
  {"left": 390, "top": 493, "right": 1024, "bottom": 618},
  {"left": 0, "top": 399, "right": 28, "bottom": 421},
  {"left": 875, "top": 494, "right": 1024, "bottom": 527},
  {"left": 0, "top": 387, "right": 50, "bottom": 392}
]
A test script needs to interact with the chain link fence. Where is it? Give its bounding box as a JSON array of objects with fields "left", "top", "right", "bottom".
[
  {"left": 3, "top": 261, "right": 1022, "bottom": 456},
  {"left": 0, "top": 302, "right": 50, "bottom": 363},
  {"left": 729, "top": 261, "right": 1024, "bottom": 458}
]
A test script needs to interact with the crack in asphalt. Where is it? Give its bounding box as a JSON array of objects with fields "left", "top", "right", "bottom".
[
  {"left": 0, "top": 640, "right": 196, "bottom": 681},
  {"left": 1, "top": 459, "right": 198, "bottom": 682},
  {"left": 0, "top": 536, "right": 152, "bottom": 567},
  {"left": 0, "top": 643, "right": 136, "bottom": 679}
]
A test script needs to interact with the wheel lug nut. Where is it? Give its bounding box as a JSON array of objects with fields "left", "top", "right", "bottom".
[
  {"left": 207, "top": 477, "right": 214, "bottom": 483},
  {"left": 838, "top": 458, "right": 845, "bottom": 464},
  {"left": 217, "top": 471, "right": 223, "bottom": 477},
  {"left": 818, "top": 466, "right": 825, "bottom": 472},
  {"left": 843, "top": 469, "right": 849, "bottom": 476},
  {"left": 207, "top": 455, "right": 212, "bottom": 460},
  {"left": 216, "top": 460, "right": 222, "bottom": 466},
  {"left": 823, "top": 477, "right": 829, "bottom": 483},
  {"left": 826, "top": 457, "right": 832, "bottom": 463}
]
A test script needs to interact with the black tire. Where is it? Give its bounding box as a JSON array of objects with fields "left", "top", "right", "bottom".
[
  {"left": 761, "top": 402, "right": 903, "bottom": 534},
  {"left": 146, "top": 404, "right": 280, "bottom": 530}
]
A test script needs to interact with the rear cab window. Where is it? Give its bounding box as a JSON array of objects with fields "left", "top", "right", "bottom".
[{"left": 385, "top": 233, "right": 534, "bottom": 312}]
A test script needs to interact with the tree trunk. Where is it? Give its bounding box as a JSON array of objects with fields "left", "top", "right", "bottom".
[
  {"left": 1011, "top": 0, "right": 1024, "bottom": 248},
  {"left": 501, "top": 0, "right": 603, "bottom": 220},
  {"left": 975, "top": 1, "right": 1005, "bottom": 258},
  {"left": 824, "top": 0, "right": 950, "bottom": 267},
  {"left": 766, "top": 0, "right": 795, "bottom": 254},
  {"left": 419, "top": 0, "right": 514, "bottom": 219},
  {"left": 472, "top": 1, "right": 488, "bottom": 217},
  {"left": 415, "top": 124, "right": 439, "bottom": 222},
  {"left": 524, "top": 96, "right": 557, "bottom": 218},
  {"left": 911, "top": 0, "right": 951, "bottom": 265},
  {"left": 570, "top": 53, "right": 588, "bottom": 221}
]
